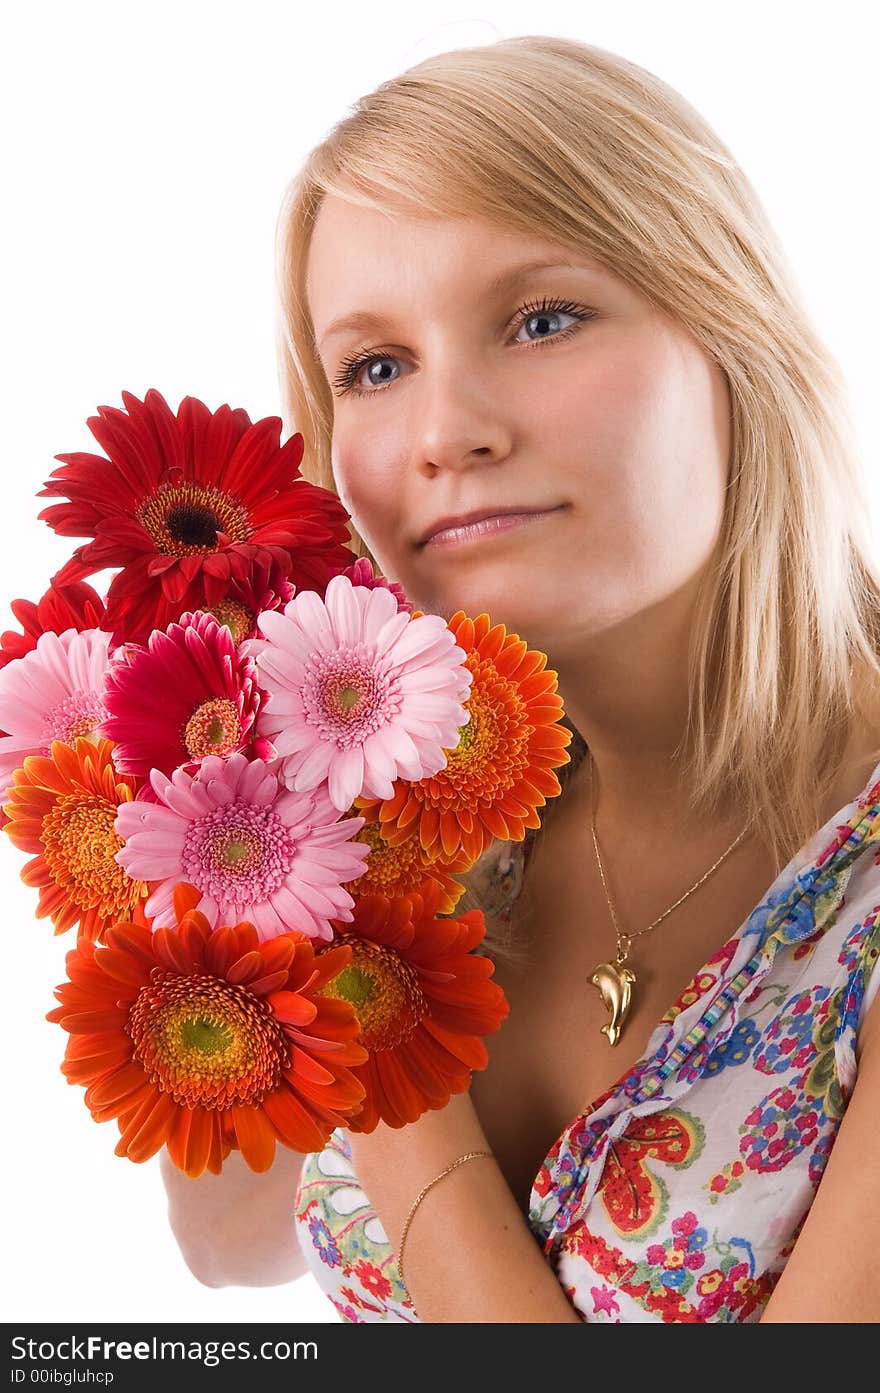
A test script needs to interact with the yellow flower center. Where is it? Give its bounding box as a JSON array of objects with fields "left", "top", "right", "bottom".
[
  {"left": 41, "top": 792, "right": 143, "bottom": 915},
  {"left": 203, "top": 599, "right": 254, "bottom": 645},
  {"left": 318, "top": 938, "right": 427, "bottom": 1050},
  {"left": 67, "top": 716, "right": 101, "bottom": 741},
  {"left": 182, "top": 697, "right": 242, "bottom": 759},
  {"left": 127, "top": 970, "right": 289, "bottom": 1109},
  {"left": 215, "top": 828, "right": 261, "bottom": 873},
  {"left": 455, "top": 717, "right": 474, "bottom": 752}
]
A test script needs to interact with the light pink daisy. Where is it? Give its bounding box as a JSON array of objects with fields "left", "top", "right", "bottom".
[
  {"left": 250, "top": 573, "right": 473, "bottom": 811},
  {"left": 98, "top": 609, "right": 273, "bottom": 781},
  {"left": 0, "top": 627, "right": 112, "bottom": 804},
  {"left": 113, "top": 750, "right": 370, "bottom": 941}
]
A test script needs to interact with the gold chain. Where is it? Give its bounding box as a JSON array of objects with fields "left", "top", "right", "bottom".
[
  {"left": 587, "top": 748, "right": 754, "bottom": 1046},
  {"left": 396, "top": 1150, "right": 494, "bottom": 1292}
]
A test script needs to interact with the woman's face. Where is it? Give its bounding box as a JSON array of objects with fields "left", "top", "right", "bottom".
[{"left": 305, "top": 194, "right": 731, "bottom": 666}]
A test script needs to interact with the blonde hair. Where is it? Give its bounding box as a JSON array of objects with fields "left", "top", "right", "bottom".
[{"left": 273, "top": 34, "right": 880, "bottom": 964}]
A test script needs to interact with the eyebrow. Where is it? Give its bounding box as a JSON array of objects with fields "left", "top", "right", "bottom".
[{"left": 315, "top": 258, "right": 592, "bottom": 350}]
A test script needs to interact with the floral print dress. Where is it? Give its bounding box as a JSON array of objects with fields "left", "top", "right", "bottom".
[{"left": 293, "top": 757, "right": 880, "bottom": 1322}]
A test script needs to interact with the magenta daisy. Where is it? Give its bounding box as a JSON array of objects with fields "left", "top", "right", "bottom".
[
  {"left": 336, "top": 557, "right": 414, "bottom": 615},
  {"left": 250, "top": 573, "right": 473, "bottom": 812},
  {"left": 0, "top": 628, "right": 112, "bottom": 804},
  {"left": 98, "top": 610, "right": 273, "bottom": 781},
  {"left": 114, "top": 750, "right": 371, "bottom": 941}
]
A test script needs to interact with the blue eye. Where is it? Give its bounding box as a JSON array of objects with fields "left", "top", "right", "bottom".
[
  {"left": 331, "top": 295, "right": 593, "bottom": 399},
  {"left": 513, "top": 297, "right": 585, "bottom": 345}
]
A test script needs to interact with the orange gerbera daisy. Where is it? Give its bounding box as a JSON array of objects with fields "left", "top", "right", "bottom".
[
  {"left": 342, "top": 803, "right": 471, "bottom": 915},
  {"left": 358, "top": 612, "right": 573, "bottom": 866},
  {"left": 45, "top": 882, "right": 369, "bottom": 1175},
  {"left": 3, "top": 736, "right": 149, "bottom": 941},
  {"left": 316, "top": 878, "right": 509, "bottom": 1132}
]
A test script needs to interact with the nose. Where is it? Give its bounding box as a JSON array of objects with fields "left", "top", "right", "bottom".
[{"left": 409, "top": 357, "right": 514, "bottom": 477}]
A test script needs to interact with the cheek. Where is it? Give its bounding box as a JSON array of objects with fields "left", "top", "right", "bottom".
[
  {"left": 329, "top": 436, "right": 360, "bottom": 517},
  {"left": 527, "top": 337, "right": 664, "bottom": 490},
  {"left": 331, "top": 434, "right": 412, "bottom": 571},
  {"left": 546, "top": 339, "right": 728, "bottom": 610},
  {"left": 332, "top": 434, "right": 393, "bottom": 523}
]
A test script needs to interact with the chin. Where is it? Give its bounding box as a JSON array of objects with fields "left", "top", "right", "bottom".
[{"left": 445, "top": 581, "right": 554, "bottom": 640}]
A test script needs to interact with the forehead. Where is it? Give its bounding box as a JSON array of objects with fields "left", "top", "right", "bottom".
[
  {"left": 305, "top": 194, "right": 611, "bottom": 345},
  {"left": 308, "top": 190, "right": 557, "bottom": 251}
]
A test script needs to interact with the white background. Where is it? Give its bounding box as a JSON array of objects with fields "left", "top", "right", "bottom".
[{"left": 1, "top": 0, "right": 877, "bottom": 1324}]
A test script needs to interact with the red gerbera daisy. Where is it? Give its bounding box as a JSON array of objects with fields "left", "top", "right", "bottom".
[
  {"left": 39, "top": 389, "right": 357, "bottom": 647},
  {"left": 0, "top": 578, "right": 107, "bottom": 669},
  {"left": 316, "top": 878, "right": 509, "bottom": 1132},
  {"left": 45, "top": 882, "right": 369, "bottom": 1175},
  {"left": 200, "top": 555, "right": 295, "bottom": 646}
]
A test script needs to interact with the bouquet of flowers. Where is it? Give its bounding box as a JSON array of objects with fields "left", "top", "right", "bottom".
[{"left": 0, "top": 389, "right": 573, "bottom": 1179}]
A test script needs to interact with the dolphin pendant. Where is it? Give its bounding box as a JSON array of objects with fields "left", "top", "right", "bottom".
[{"left": 590, "top": 947, "right": 636, "bottom": 1047}]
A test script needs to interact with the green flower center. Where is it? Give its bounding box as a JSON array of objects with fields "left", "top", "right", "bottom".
[
  {"left": 331, "top": 964, "right": 378, "bottom": 1011},
  {"left": 318, "top": 937, "right": 427, "bottom": 1050},
  {"left": 180, "top": 1015, "right": 233, "bottom": 1054}
]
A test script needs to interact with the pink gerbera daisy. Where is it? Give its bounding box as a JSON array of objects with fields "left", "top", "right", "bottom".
[
  {"left": 114, "top": 750, "right": 371, "bottom": 941},
  {"left": 98, "top": 610, "right": 273, "bottom": 781},
  {"left": 0, "top": 628, "right": 112, "bottom": 805},
  {"left": 250, "top": 574, "right": 472, "bottom": 812}
]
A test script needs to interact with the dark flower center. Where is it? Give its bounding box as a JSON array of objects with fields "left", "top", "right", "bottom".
[
  {"left": 165, "top": 504, "right": 223, "bottom": 547},
  {"left": 138, "top": 482, "right": 251, "bottom": 556}
]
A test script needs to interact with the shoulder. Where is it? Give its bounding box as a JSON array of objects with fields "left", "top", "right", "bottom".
[
  {"left": 858, "top": 944, "right": 880, "bottom": 1064},
  {"left": 760, "top": 964, "right": 880, "bottom": 1320}
]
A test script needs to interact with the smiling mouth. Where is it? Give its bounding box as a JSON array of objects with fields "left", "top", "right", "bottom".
[{"left": 423, "top": 506, "right": 567, "bottom": 549}]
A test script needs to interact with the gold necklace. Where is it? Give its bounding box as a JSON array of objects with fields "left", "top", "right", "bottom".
[{"left": 587, "top": 750, "right": 754, "bottom": 1047}]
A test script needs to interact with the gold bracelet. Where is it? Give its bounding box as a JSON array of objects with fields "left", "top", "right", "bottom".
[{"left": 396, "top": 1149, "right": 494, "bottom": 1291}]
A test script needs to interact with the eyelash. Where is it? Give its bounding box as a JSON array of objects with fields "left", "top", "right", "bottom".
[{"left": 330, "top": 295, "right": 593, "bottom": 399}]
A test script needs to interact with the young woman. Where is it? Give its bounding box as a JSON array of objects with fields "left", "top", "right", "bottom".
[{"left": 162, "top": 34, "right": 880, "bottom": 1322}]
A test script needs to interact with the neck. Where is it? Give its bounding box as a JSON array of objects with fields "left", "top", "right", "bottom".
[{"left": 540, "top": 566, "right": 718, "bottom": 831}]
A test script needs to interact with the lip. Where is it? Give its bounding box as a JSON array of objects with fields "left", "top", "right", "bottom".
[
  {"left": 419, "top": 504, "right": 566, "bottom": 547},
  {"left": 420, "top": 501, "right": 570, "bottom": 543}
]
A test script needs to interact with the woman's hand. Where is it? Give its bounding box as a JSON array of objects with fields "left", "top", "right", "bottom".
[{"left": 346, "top": 1085, "right": 582, "bottom": 1323}]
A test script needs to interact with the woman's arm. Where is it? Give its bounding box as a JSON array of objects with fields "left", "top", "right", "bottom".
[
  {"left": 160, "top": 1144, "right": 308, "bottom": 1288},
  {"left": 346, "top": 1088, "right": 582, "bottom": 1322}
]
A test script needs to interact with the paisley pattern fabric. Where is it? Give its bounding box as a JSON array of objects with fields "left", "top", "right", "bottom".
[{"left": 293, "top": 758, "right": 880, "bottom": 1321}]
